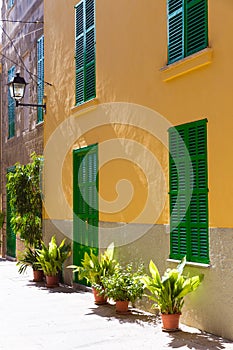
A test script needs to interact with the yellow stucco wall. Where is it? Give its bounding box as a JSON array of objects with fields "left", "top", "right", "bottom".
[
  {"left": 44, "top": 0, "right": 233, "bottom": 227},
  {"left": 43, "top": 1, "right": 233, "bottom": 340}
]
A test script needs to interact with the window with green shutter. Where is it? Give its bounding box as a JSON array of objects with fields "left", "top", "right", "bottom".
[
  {"left": 8, "top": 0, "right": 14, "bottom": 9},
  {"left": 168, "top": 119, "right": 209, "bottom": 264},
  {"left": 75, "top": 0, "right": 96, "bottom": 105},
  {"left": 167, "top": 0, "right": 208, "bottom": 64},
  {"left": 37, "top": 35, "right": 44, "bottom": 123},
  {"left": 8, "top": 66, "right": 15, "bottom": 139}
]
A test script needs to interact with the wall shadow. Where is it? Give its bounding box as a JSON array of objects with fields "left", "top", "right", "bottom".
[{"left": 167, "top": 329, "right": 232, "bottom": 350}]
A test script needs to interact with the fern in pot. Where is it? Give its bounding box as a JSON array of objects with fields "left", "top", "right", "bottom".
[{"left": 99, "top": 263, "right": 145, "bottom": 313}]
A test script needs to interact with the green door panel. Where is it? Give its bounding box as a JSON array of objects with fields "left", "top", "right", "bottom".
[{"left": 73, "top": 144, "right": 99, "bottom": 284}]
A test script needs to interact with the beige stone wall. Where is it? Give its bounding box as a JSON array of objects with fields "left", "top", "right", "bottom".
[
  {"left": 0, "top": 0, "right": 44, "bottom": 257},
  {"left": 182, "top": 228, "right": 233, "bottom": 341}
]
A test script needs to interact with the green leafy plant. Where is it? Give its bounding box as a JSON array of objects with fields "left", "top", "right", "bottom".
[
  {"left": 16, "top": 247, "right": 42, "bottom": 274},
  {"left": 100, "top": 263, "right": 145, "bottom": 303},
  {"left": 0, "top": 211, "right": 4, "bottom": 248},
  {"left": 6, "top": 152, "right": 43, "bottom": 247},
  {"left": 0, "top": 211, "right": 4, "bottom": 229},
  {"left": 37, "top": 235, "right": 71, "bottom": 277},
  {"left": 68, "top": 242, "right": 118, "bottom": 287},
  {"left": 143, "top": 257, "right": 204, "bottom": 314}
]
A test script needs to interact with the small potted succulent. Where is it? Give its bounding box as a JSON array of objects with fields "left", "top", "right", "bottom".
[
  {"left": 68, "top": 243, "right": 118, "bottom": 304},
  {"left": 100, "top": 263, "right": 145, "bottom": 313},
  {"left": 37, "top": 235, "right": 71, "bottom": 287},
  {"left": 143, "top": 257, "right": 204, "bottom": 331},
  {"left": 17, "top": 247, "right": 44, "bottom": 282}
]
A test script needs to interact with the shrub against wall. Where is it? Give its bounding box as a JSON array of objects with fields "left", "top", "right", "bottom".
[{"left": 6, "top": 152, "right": 43, "bottom": 247}]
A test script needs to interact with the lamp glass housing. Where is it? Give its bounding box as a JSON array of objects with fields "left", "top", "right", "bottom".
[
  {"left": 8, "top": 73, "right": 27, "bottom": 101},
  {"left": 10, "top": 83, "right": 26, "bottom": 100}
]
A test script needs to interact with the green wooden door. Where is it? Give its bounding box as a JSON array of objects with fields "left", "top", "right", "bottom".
[
  {"left": 73, "top": 144, "right": 99, "bottom": 284},
  {"left": 6, "top": 168, "right": 16, "bottom": 258}
]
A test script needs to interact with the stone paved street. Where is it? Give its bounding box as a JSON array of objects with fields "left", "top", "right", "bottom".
[{"left": 0, "top": 260, "right": 233, "bottom": 350}]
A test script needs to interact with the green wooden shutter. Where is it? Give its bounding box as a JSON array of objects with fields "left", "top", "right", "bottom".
[
  {"left": 167, "top": 0, "right": 208, "bottom": 64},
  {"left": 169, "top": 119, "right": 209, "bottom": 264},
  {"left": 73, "top": 144, "right": 99, "bottom": 284},
  {"left": 167, "top": 0, "right": 184, "bottom": 64},
  {"left": 186, "top": 0, "right": 208, "bottom": 56},
  {"left": 75, "top": 1, "right": 85, "bottom": 104},
  {"left": 188, "top": 121, "right": 209, "bottom": 263},
  {"left": 8, "top": 66, "right": 15, "bottom": 139},
  {"left": 169, "top": 126, "right": 188, "bottom": 259},
  {"left": 85, "top": 0, "right": 95, "bottom": 100},
  {"left": 75, "top": 0, "right": 95, "bottom": 105},
  {"left": 37, "top": 35, "right": 44, "bottom": 123}
]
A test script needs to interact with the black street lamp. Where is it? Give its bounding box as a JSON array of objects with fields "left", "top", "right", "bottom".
[{"left": 8, "top": 73, "right": 46, "bottom": 112}]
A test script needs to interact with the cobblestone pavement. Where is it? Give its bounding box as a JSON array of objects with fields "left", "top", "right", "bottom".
[{"left": 0, "top": 260, "right": 233, "bottom": 350}]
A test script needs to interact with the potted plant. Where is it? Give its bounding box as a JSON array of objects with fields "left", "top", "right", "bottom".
[
  {"left": 17, "top": 247, "right": 44, "bottom": 282},
  {"left": 68, "top": 243, "right": 118, "bottom": 304},
  {"left": 143, "top": 257, "right": 204, "bottom": 331},
  {"left": 37, "top": 235, "right": 71, "bottom": 287},
  {"left": 100, "top": 263, "right": 145, "bottom": 313}
]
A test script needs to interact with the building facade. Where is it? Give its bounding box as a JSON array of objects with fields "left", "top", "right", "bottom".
[
  {"left": 44, "top": 0, "right": 233, "bottom": 340},
  {"left": 1, "top": 0, "right": 44, "bottom": 258}
]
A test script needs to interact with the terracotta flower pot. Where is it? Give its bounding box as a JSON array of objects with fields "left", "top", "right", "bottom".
[
  {"left": 33, "top": 269, "right": 44, "bottom": 282},
  {"left": 45, "top": 275, "right": 59, "bottom": 288},
  {"left": 161, "top": 313, "right": 181, "bottom": 331},
  {"left": 92, "top": 288, "right": 107, "bottom": 305},
  {"left": 115, "top": 300, "right": 129, "bottom": 314}
]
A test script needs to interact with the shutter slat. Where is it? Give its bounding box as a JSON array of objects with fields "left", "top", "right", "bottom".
[
  {"left": 85, "top": 63, "right": 95, "bottom": 100},
  {"left": 86, "top": 0, "right": 95, "bottom": 29},
  {"left": 168, "top": 9, "right": 183, "bottom": 63},
  {"left": 86, "top": 28, "right": 95, "bottom": 64},
  {"left": 76, "top": 2, "right": 84, "bottom": 37},
  {"left": 168, "top": 0, "right": 183, "bottom": 15},
  {"left": 76, "top": 70, "right": 84, "bottom": 104},
  {"left": 76, "top": 37, "right": 84, "bottom": 70}
]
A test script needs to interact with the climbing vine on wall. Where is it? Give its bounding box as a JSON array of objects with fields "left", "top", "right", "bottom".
[{"left": 6, "top": 152, "right": 43, "bottom": 247}]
